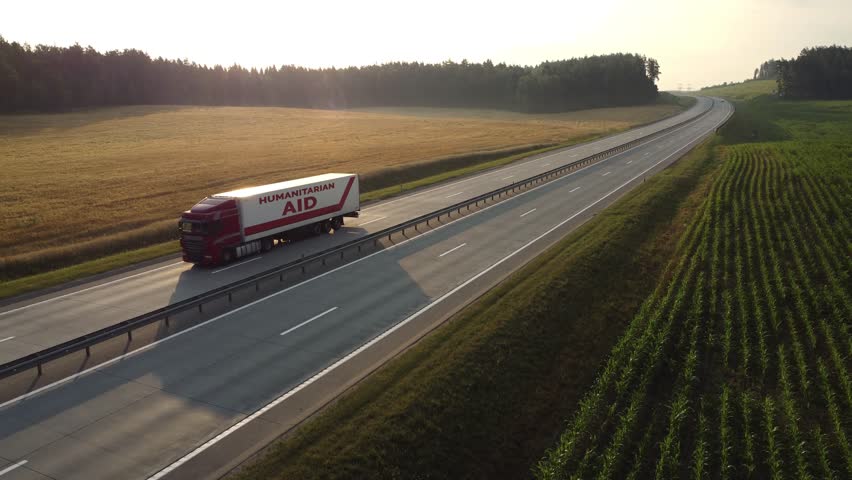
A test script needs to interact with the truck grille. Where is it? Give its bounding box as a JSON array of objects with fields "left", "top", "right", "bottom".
[{"left": 182, "top": 237, "right": 205, "bottom": 261}]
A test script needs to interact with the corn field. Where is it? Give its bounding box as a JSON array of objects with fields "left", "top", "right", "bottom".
[{"left": 536, "top": 140, "right": 851, "bottom": 479}]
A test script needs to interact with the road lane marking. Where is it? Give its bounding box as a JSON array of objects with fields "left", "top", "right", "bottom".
[
  {"left": 520, "top": 208, "right": 537, "bottom": 217},
  {"left": 211, "top": 256, "right": 262, "bottom": 274},
  {"left": 542, "top": 163, "right": 551, "bottom": 166},
  {"left": 627, "top": 160, "right": 633, "bottom": 164},
  {"left": 644, "top": 152, "right": 650, "bottom": 156},
  {"left": 146, "top": 118, "right": 728, "bottom": 480},
  {"left": 501, "top": 175, "right": 515, "bottom": 180},
  {"left": 0, "top": 107, "right": 720, "bottom": 414},
  {"left": 439, "top": 243, "right": 467, "bottom": 257},
  {"left": 446, "top": 192, "right": 463, "bottom": 198},
  {"left": 602, "top": 171, "right": 611, "bottom": 176},
  {"left": 0, "top": 460, "right": 28, "bottom": 476},
  {"left": 355, "top": 216, "right": 387, "bottom": 227},
  {"left": 280, "top": 307, "right": 338, "bottom": 336},
  {"left": 0, "top": 262, "right": 185, "bottom": 317},
  {"left": 358, "top": 106, "right": 708, "bottom": 212},
  {"left": 570, "top": 187, "right": 581, "bottom": 193},
  {"left": 0, "top": 336, "right": 14, "bottom": 344}
]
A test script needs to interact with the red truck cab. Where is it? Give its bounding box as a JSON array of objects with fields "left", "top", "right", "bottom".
[{"left": 179, "top": 197, "right": 241, "bottom": 265}]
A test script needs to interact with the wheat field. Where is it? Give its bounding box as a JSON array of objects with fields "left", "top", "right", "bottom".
[{"left": 0, "top": 103, "right": 680, "bottom": 277}]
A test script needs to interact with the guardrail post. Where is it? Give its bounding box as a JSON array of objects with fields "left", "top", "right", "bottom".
[
  {"left": 165, "top": 316, "right": 170, "bottom": 327},
  {"left": 256, "top": 281, "right": 260, "bottom": 291},
  {"left": 340, "top": 251, "right": 344, "bottom": 260},
  {"left": 198, "top": 304, "right": 203, "bottom": 313},
  {"left": 127, "top": 330, "right": 133, "bottom": 341},
  {"left": 85, "top": 346, "right": 91, "bottom": 356},
  {"left": 37, "top": 363, "right": 42, "bottom": 376},
  {"left": 279, "top": 273, "right": 284, "bottom": 281},
  {"left": 228, "top": 292, "right": 232, "bottom": 302}
]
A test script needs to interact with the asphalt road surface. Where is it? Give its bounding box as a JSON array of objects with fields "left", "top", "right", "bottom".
[
  {"left": 0, "top": 98, "right": 713, "bottom": 364},
  {"left": 0, "top": 97, "right": 732, "bottom": 480}
]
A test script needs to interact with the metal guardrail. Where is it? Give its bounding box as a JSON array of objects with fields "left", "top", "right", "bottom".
[{"left": 0, "top": 100, "right": 715, "bottom": 380}]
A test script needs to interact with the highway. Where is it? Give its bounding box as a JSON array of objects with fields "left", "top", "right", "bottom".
[
  {"left": 0, "top": 98, "right": 714, "bottom": 364},
  {"left": 0, "top": 97, "right": 732, "bottom": 480}
]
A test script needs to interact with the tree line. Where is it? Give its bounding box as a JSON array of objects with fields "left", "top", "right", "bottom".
[
  {"left": 753, "top": 59, "right": 779, "bottom": 80},
  {"left": 0, "top": 37, "right": 661, "bottom": 113},
  {"left": 776, "top": 45, "right": 852, "bottom": 99}
]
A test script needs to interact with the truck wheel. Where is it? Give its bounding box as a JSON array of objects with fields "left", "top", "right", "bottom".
[
  {"left": 221, "top": 249, "right": 233, "bottom": 264},
  {"left": 330, "top": 216, "right": 343, "bottom": 230},
  {"left": 261, "top": 238, "right": 273, "bottom": 252},
  {"left": 311, "top": 222, "right": 323, "bottom": 236},
  {"left": 321, "top": 220, "right": 333, "bottom": 234}
]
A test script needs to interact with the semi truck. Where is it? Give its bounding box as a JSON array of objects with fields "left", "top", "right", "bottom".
[{"left": 179, "top": 173, "right": 360, "bottom": 265}]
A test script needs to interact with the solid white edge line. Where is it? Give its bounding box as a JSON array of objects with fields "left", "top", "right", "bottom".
[
  {"left": 0, "top": 103, "right": 720, "bottom": 413},
  {"left": 354, "top": 216, "right": 387, "bottom": 227},
  {"left": 210, "top": 256, "right": 263, "bottom": 274},
  {"left": 146, "top": 108, "right": 725, "bottom": 480},
  {"left": 570, "top": 187, "right": 581, "bottom": 193},
  {"left": 359, "top": 102, "right": 708, "bottom": 211},
  {"left": 439, "top": 243, "right": 467, "bottom": 258},
  {"left": 0, "top": 460, "right": 28, "bottom": 476},
  {"left": 0, "top": 337, "right": 14, "bottom": 343},
  {"left": 520, "top": 208, "right": 537, "bottom": 218},
  {"left": 280, "top": 307, "right": 338, "bottom": 336},
  {"left": 0, "top": 262, "right": 185, "bottom": 317}
]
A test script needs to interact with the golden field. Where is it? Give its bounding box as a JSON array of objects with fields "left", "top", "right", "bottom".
[{"left": 0, "top": 103, "right": 680, "bottom": 278}]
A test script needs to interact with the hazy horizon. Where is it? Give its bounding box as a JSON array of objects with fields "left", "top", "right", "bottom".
[{"left": 4, "top": 0, "right": 851, "bottom": 91}]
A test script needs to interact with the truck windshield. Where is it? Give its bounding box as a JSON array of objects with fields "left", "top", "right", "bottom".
[{"left": 179, "top": 221, "right": 208, "bottom": 235}]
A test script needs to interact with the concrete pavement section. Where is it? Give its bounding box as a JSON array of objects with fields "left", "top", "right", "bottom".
[{"left": 0, "top": 99, "right": 732, "bottom": 479}]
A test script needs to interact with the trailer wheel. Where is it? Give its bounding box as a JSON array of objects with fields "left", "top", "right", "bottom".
[
  {"left": 330, "top": 216, "right": 343, "bottom": 230},
  {"left": 311, "top": 222, "right": 323, "bottom": 236},
  {"left": 261, "top": 238, "right": 273, "bottom": 252}
]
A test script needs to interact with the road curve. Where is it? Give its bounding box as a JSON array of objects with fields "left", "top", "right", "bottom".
[{"left": 0, "top": 99, "right": 712, "bottom": 364}]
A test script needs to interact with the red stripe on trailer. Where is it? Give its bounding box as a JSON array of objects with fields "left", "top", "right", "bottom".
[{"left": 244, "top": 177, "right": 356, "bottom": 236}]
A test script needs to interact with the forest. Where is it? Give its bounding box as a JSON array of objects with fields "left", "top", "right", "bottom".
[
  {"left": 0, "top": 36, "right": 660, "bottom": 113},
  {"left": 777, "top": 45, "right": 852, "bottom": 99}
]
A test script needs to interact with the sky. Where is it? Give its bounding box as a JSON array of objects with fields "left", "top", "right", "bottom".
[{"left": 2, "top": 0, "right": 851, "bottom": 91}]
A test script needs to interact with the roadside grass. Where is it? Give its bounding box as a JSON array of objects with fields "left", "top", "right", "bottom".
[
  {"left": 537, "top": 96, "right": 851, "bottom": 478},
  {"left": 700, "top": 79, "right": 776, "bottom": 100},
  {"left": 0, "top": 241, "right": 179, "bottom": 300},
  {"left": 0, "top": 103, "right": 684, "bottom": 299},
  {"left": 229, "top": 131, "right": 722, "bottom": 480}
]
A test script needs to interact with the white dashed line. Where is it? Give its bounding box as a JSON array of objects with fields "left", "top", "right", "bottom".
[
  {"left": 355, "top": 216, "right": 387, "bottom": 227},
  {"left": 520, "top": 208, "right": 537, "bottom": 217},
  {"left": 502, "top": 175, "right": 515, "bottom": 180},
  {"left": 0, "top": 337, "right": 14, "bottom": 344},
  {"left": 570, "top": 187, "right": 581, "bottom": 193},
  {"left": 0, "top": 460, "right": 28, "bottom": 477},
  {"left": 211, "top": 256, "right": 262, "bottom": 274},
  {"left": 446, "top": 192, "right": 464, "bottom": 198},
  {"left": 439, "top": 243, "right": 467, "bottom": 257},
  {"left": 281, "top": 307, "right": 338, "bottom": 336},
  {"left": 602, "top": 171, "right": 611, "bottom": 176}
]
